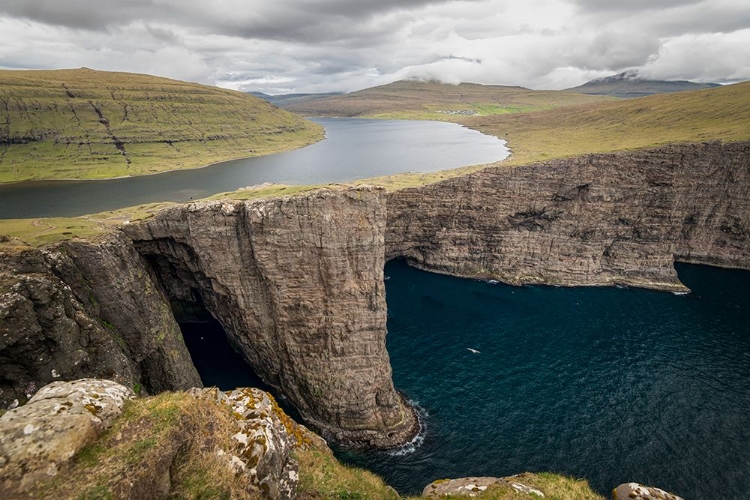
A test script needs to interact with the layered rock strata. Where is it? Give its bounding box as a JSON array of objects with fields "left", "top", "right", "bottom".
[
  {"left": 123, "top": 187, "right": 417, "bottom": 447},
  {"left": 388, "top": 141, "right": 750, "bottom": 289},
  {"left": 0, "top": 236, "right": 201, "bottom": 408}
]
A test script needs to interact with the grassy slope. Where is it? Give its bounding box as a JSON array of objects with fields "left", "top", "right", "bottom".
[
  {"left": 23, "top": 390, "right": 602, "bottom": 500},
  {"left": 0, "top": 68, "right": 323, "bottom": 182},
  {"left": 283, "top": 79, "right": 612, "bottom": 119},
  {"left": 468, "top": 80, "right": 750, "bottom": 166}
]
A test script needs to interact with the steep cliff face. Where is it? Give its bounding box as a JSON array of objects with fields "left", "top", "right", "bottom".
[
  {"left": 387, "top": 141, "right": 750, "bottom": 289},
  {"left": 0, "top": 235, "right": 201, "bottom": 407},
  {"left": 122, "top": 187, "right": 417, "bottom": 447}
]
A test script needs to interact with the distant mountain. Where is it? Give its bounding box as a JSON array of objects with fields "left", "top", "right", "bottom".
[
  {"left": 278, "top": 79, "right": 610, "bottom": 118},
  {"left": 567, "top": 70, "right": 721, "bottom": 98},
  {"left": 249, "top": 91, "right": 343, "bottom": 107}
]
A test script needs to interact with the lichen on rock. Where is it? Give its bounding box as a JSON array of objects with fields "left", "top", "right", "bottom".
[{"left": 0, "top": 379, "right": 134, "bottom": 493}]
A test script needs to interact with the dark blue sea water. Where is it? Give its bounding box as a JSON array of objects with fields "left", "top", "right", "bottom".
[
  {"left": 180, "top": 261, "right": 750, "bottom": 499},
  {"left": 335, "top": 260, "right": 750, "bottom": 499},
  {"left": 0, "top": 118, "right": 508, "bottom": 218}
]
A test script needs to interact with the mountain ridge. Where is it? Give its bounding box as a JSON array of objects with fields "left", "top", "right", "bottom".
[{"left": 567, "top": 70, "right": 722, "bottom": 98}]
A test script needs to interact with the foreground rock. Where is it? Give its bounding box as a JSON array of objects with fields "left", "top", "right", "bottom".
[
  {"left": 0, "top": 380, "right": 320, "bottom": 499},
  {"left": 613, "top": 483, "right": 684, "bottom": 500},
  {"left": 423, "top": 476, "right": 545, "bottom": 497},
  {"left": 421, "top": 472, "right": 608, "bottom": 499},
  {"left": 0, "top": 379, "right": 134, "bottom": 493}
]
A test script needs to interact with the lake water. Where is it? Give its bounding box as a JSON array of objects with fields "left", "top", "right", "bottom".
[
  {"left": 181, "top": 259, "right": 750, "bottom": 499},
  {"left": 0, "top": 118, "right": 508, "bottom": 218}
]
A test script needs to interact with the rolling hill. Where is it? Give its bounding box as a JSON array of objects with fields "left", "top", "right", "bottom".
[
  {"left": 567, "top": 70, "right": 721, "bottom": 98},
  {"left": 280, "top": 79, "right": 614, "bottom": 119},
  {"left": 471, "top": 80, "right": 750, "bottom": 165},
  {"left": 0, "top": 69, "right": 323, "bottom": 182}
]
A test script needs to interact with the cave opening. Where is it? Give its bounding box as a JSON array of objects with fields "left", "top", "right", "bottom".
[
  {"left": 160, "top": 283, "right": 268, "bottom": 393},
  {"left": 179, "top": 316, "right": 271, "bottom": 392}
]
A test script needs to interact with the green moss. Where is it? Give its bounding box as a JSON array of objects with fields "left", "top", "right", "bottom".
[{"left": 77, "top": 484, "right": 114, "bottom": 500}]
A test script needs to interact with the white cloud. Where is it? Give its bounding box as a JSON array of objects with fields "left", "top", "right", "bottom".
[{"left": 0, "top": 0, "right": 748, "bottom": 93}]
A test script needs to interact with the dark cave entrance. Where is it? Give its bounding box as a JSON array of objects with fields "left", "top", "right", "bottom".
[
  {"left": 179, "top": 316, "right": 271, "bottom": 392},
  {"left": 167, "top": 290, "right": 270, "bottom": 393}
]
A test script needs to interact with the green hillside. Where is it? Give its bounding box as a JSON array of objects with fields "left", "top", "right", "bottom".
[
  {"left": 0, "top": 68, "right": 323, "bottom": 182},
  {"left": 282, "top": 79, "right": 613, "bottom": 119},
  {"left": 470, "top": 80, "right": 750, "bottom": 165}
]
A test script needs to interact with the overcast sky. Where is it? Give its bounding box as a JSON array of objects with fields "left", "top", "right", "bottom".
[{"left": 1, "top": 0, "right": 748, "bottom": 94}]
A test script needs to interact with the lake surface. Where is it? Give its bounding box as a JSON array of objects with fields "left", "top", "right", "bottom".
[
  {"left": 181, "top": 259, "right": 750, "bottom": 499},
  {"left": 334, "top": 260, "right": 750, "bottom": 499},
  {"left": 0, "top": 118, "right": 508, "bottom": 218}
]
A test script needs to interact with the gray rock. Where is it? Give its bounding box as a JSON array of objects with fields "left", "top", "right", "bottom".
[
  {"left": 0, "top": 379, "right": 134, "bottom": 492},
  {"left": 422, "top": 476, "right": 545, "bottom": 497},
  {"left": 613, "top": 482, "right": 684, "bottom": 500},
  {"left": 190, "top": 386, "right": 321, "bottom": 500}
]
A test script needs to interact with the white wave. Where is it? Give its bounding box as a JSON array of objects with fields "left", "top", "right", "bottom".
[{"left": 388, "top": 401, "right": 428, "bottom": 456}]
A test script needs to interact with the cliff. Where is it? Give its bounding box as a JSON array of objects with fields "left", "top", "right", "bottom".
[
  {"left": 387, "top": 141, "right": 750, "bottom": 289},
  {"left": 0, "top": 233, "right": 201, "bottom": 408},
  {"left": 2, "top": 141, "right": 749, "bottom": 451},
  {"left": 121, "top": 188, "right": 417, "bottom": 448}
]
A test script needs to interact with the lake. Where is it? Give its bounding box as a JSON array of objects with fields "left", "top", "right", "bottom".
[{"left": 0, "top": 118, "right": 508, "bottom": 218}]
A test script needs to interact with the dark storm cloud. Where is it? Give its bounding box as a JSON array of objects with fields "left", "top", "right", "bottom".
[
  {"left": 0, "top": 0, "right": 467, "bottom": 42},
  {"left": 1, "top": 0, "right": 748, "bottom": 92}
]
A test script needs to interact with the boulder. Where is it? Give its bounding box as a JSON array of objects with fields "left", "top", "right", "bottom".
[
  {"left": 0, "top": 379, "right": 134, "bottom": 492},
  {"left": 613, "top": 482, "right": 683, "bottom": 500}
]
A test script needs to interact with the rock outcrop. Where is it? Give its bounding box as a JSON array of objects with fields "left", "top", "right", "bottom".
[
  {"left": 423, "top": 476, "right": 545, "bottom": 497},
  {"left": 123, "top": 187, "right": 417, "bottom": 448},
  {"left": 0, "top": 380, "right": 321, "bottom": 499},
  {"left": 613, "top": 483, "right": 684, "bottom": 500},
  {"left": 0, "top": 236, "right": 201, "bottom": 408},
  {"left": 388, "top": 141, "right": 750, "bottom": 290},
  {"left": 0, "top": 379, "right": 134, "bottom": 494}
]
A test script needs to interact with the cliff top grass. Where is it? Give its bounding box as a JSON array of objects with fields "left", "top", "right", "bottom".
[
  {"left": 0, "top": 183, "right": 326, "bottom": 248},
  {"left": 283, "top": 79, "right": 613, "bottom": 119},
  {"left": 0, "top": 68, "right": 323, "bottom": 182}
]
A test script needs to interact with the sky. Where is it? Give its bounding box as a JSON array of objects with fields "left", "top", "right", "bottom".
[{"left": 0, "top": 0, "right": 749, "bottom": 94}]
